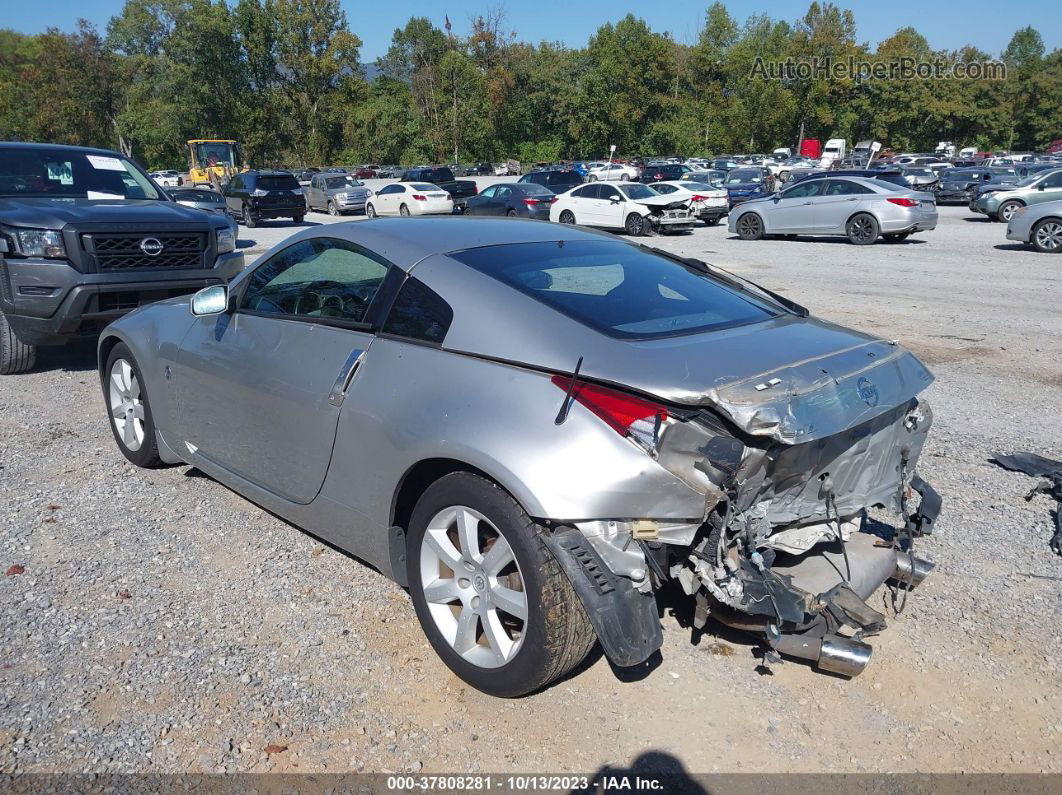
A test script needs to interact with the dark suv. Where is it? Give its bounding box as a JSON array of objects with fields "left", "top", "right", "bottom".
[
  {"left": 0, "top": 141, "right": 243, "bottom": 374},
  {"left": 518, "top": 169, "right": 584, "bottom": 191},
  {"left": 223, "top": 170, "right": 306, "bottom": 227}
]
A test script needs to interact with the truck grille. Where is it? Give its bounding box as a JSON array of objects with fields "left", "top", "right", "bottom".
[{"left": 83, "top": 232, "right": 206, "bottom": 271}]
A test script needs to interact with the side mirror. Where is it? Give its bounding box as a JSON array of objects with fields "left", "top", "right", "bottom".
[
  {"left": 1037, "top": 183, "right": 1045, "bottom": 190},
  {"left": 610, "top": 196, "right": 621, "bottom": 204},
  {"left": 191, "top": 284, "right": 229, "bottom": 316}
]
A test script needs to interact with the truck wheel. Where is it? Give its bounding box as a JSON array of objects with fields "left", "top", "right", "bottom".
[
  {"left": 0, "top": 313, "right": 36, "bottom": 375},
  {"left": 846, "top": 213, "right": 879, "bottom": 245},
  {"left": 327, "top": 200, "right": 338, "bottom": 216},
  {"left": 997, "top": 201, "right": 1022, "bottom": 223},
  {"left": 293, "top": 214, "right": 304, "bottom": 224},
  {"left": 103, "top": 343, "right": 163, "bottom": 468},
  {"left": 242, "top": 203, "right": 257, "bottom": 228},
  {"left": 406, "top": 472, "right": 596, "bottom": 697}
]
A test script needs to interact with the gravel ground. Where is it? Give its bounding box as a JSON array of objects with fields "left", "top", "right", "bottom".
[{"left": 1, "top": 190, "right": 1060, "bottom": 776}]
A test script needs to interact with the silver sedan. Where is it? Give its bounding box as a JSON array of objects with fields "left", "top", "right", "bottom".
[
  {"left": 98, "top": 218, "right": 941, "bottom": 696},
  {"left": 729, "top": 176, "right": 938, "bottom": 244},
  {"left": 1005, "top": 199, "right": 1062, "bottom": 252}
]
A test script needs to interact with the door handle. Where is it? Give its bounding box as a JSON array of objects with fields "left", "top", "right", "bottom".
[
  {"left": 846, "top": 197, "right": 858, "bottom": 201},
  {"left": 328, "top": 348, "right": 366, "bottom": 407}
]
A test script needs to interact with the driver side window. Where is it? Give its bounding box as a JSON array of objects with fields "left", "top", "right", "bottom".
[
  {"left": 241, "top": 237, "right": 390, "bottom": 323},
  {"left": 781, "top": 181, "right": 822, "bottom": 199}
]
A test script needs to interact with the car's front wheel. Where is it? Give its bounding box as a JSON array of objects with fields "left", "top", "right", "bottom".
[
  {"left": 406, "top": 472, "right": 596, "bottom": 698},
  {"left": 625, "top": 213, "right": 649, "bottom": 236},
  {"left": 736, "top": 212, "right": 764, "bottom": 240},
  {"left": 1031, "top": 218, "right": 1062, "bottom": 253},
  {"left": 0, "top": 313, "right": 36, "bottom": 375},
  {"left": 327, "top": 200, "right": 339, "bottom": 216},
  {"left": 366, "top": 203, "right": 377, "bottom": 218},
  {"left": 103, "top": 343, "right": 163, "bottom": 468},
  {"left": 242, "top": 203, "right": 257, "bottom": 228},
  {"left": 997, "top": 201, "right": 1022, "bottom": 223}
]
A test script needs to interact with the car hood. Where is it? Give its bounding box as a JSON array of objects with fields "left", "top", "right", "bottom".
[
  {"left": 327, "top": 187, "right": 371, "bottom": 197},
  {"left": 634, "top": 195, "right": 690, "bottom": 208},
  {"left": 0, "top": 198, "right": 219, "bottom": 228},
  {"left": 977, "top": 183, "right": 1017, "bottom": 195}
]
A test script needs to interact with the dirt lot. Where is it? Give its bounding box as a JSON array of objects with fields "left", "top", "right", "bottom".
[{"left": 1, "top": 193, "right": 1060, "bottom": 775}]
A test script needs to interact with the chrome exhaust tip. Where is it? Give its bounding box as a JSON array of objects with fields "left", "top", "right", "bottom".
[
  {"left": 891, "top": 552, "right": 935, "bottom": 590},
  {"left": 817, "top": 635, "right": 873, "bottom": 677}
]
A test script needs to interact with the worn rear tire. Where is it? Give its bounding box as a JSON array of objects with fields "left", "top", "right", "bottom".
[
  {"left": 0, "top": 313, "right": 36, "bottom": 375},
  {"left": 406, "top": 472, "right": 596, "bottom": 697}
]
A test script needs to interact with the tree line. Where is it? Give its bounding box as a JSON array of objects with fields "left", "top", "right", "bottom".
[{"left": 0, "top": 0, "right": 1058, "bottom": 170}]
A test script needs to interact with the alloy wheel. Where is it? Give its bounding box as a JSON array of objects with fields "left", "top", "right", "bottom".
[
  {"left": 849, "top": 216, "right": 875, "bottom": 242},
  {"left": 1000, "top": 202, "right": 1020, "bottom": 222},
  {"left": 419, "top": 505, "right": 527, "bottom": 669},
  {"left": 1033, "top": 220, "right": 1062, "bottom": 251},
  {"left": 737, "top": 214, "right": 761, "bottom": 239},
  {"left": 108, "top": 359, "right": 145, "bottom": 452}
]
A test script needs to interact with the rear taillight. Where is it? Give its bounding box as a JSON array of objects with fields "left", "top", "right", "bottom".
[
  {"left": 551, "top": 376, "right": 668, "bottom": 447},
  {"left": 412, "top": 194, "right": 426, "bottom": 201},
  {"left": 887, "top": 197, "right": 918, "bottom": 207},
  {"left": 691, "top": 194, "right": 709, "bottom": 201},
  {"left": 549, "top": 197, "right": 558, "bottom": 203},
  {"left": 523, "top": 198, "right": 546, "bottom": 206}
]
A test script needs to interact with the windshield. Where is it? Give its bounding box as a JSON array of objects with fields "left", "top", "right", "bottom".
[
  {"left": 325, "top": 176, "right": 362, "bottom": 190},
  {"left": 726, "top": 170, "right": 762, "bottom": 184},
  {"left": 904, "top": 168, "right": 933, "bottom": 176},
  {"left": 619, "top": 184, "right": 658, "bottom": 200},
  {"left": 1016, "top": 174, "right": 1044, "bottom": 187},
  {"left": 947, "top": 170, "right": 981, "bottom": 180},
  {"left": 258, "top": 174, "right": 300, "bottom": 191},
  {"left": 452, "top": 240, "right": 776, "bottom": 339},
  {"left": 193, "top": 142, "right": 237, "bottom": 169},
  {"left": 682, "top": 182, "right": 719, "bottom": 192},
  {"left": 0, "top": 147, "right": 162, "bottom": 200}
]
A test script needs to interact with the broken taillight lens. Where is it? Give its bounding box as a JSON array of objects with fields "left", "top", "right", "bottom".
[
  {"left": 887, "top": 197, "right": 918, "bottom": 207},
  {"left": 551, "top": 376, "right": 668, "bottom": 447}
]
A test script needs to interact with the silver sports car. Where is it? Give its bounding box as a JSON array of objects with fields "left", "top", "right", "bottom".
[{"left": 98, "top": 218, "right": 941, "bottom": 697}]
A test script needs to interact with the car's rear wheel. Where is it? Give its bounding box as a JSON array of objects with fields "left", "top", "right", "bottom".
[
  {"left": 103, "top": 343, "right": 163, "bottom": 468},
  {"left": 328, "top": 200, "right": 339, "bottom": 216},
  {"left": 242, "top": 203, "right": 257, "bottom": 228},
  {"left": 293, "top": 214, "right": 304, "bottom": 224},
  {"left": 736, "top": 212, "right": 764, "bottom": 240},
  {"left": 406, "top": 472, "right": 596, "bottom": 697},
  {"left": 366, "top": 203, "right": 377, "bottom": 219},
  {"left": 506, "top": 209, "right": 517, "bottom": 217},
  {"left": 846, "top": 213, "right": 879, "bottom": 245},
  {"left": 558, "top": 210, "right": 576, "bottom": 225},
  {"left": 998, "top": 201, "right": 1022, "bottom": 223},
  {"left": 400, "top": 204, "right": 410, "bottom": 217},
  {"left": 704, "top": 216, "right": 720, "bottom": 226},
  {"left": 0, "top": 313, "right": 36, "bottom": 375},
  {"left": 1031, "top": 218, "right": 1062, "bottom": 253}
]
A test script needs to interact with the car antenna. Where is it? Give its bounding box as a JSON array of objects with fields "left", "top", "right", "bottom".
[{"left": 554, "top": 356, "right": 583, "bottom": 425}]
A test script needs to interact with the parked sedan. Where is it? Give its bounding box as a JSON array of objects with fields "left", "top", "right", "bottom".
[
  {"left": 97, "top": 218, "right": 940, "bottom": 696},
  {"left": 1006, "top": 200, "right": 1062, "bottom": 252},
  {"left": 167, "top": 187, "right": 238, "bottom": 236},
  {"left": 464, "top": 183, "right": 555, "bottom": 219},
  {"left": 365, "top": 183, "right": 454, "bottom": 217},
  {"left": 728, "top": 176, "right": 938, "bottom": 244},
  {"left": 550, "top": 181, "right": 694, "bottom": 235},
  {"left": 723, "top": 168, "right": 774, "bottom": 207},
  {"left": 305, "top": 173, "right": 372, "bottom": 215},
  {"left": 587, "top": 162, "right": 639, "bottom": 182},
  {"left": 150, "top": 170, "right": 183, "bottom": 187},
  {"left": 934, "top": 168, "right": 994, "bottom": 204},
  {"left": 648, "top": 181, "right": 729, "bottom": 224},
  {"left": 970, "top": 167, "right": 1062, "bottom": 222}
]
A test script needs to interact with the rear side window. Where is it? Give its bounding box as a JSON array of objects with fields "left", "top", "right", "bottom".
[
  {"left": 383, "top": 277, "right": 453, "bottom": 344},
  {"left": 451, "top": 240, "right": 777, "bottom": 339}
]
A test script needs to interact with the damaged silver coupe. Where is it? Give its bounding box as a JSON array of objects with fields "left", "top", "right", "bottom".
[{"left": 97, "top": 218, "right": 941, "bottom": 697}]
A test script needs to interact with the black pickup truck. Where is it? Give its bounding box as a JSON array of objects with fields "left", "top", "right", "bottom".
[
  {"left": 399, "top": 166, "right": 478, "bottom": 211},
  {"left": 0, "top": 141, "right": 243, "bottom": 374}
]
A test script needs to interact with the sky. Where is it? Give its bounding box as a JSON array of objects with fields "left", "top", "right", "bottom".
[{"left": 5, "top": 0, "right": 1059, "bottom": 61}]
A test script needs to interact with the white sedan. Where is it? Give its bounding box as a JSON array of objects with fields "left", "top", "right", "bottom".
[
  {"left": 150, "top": 170, "right": 183, "bottom": 187},
  {"left": 648, "top": 181, "right": 729, "bottom": 225},
  {"left": 587, "top": 162, "right": 639, "bottom": 182},
  {"left": 365, "top": 183, "right": 454, "bottom": 217},
  {"left": 549, "top": 181, "right": 694, "bottom": 236}
]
